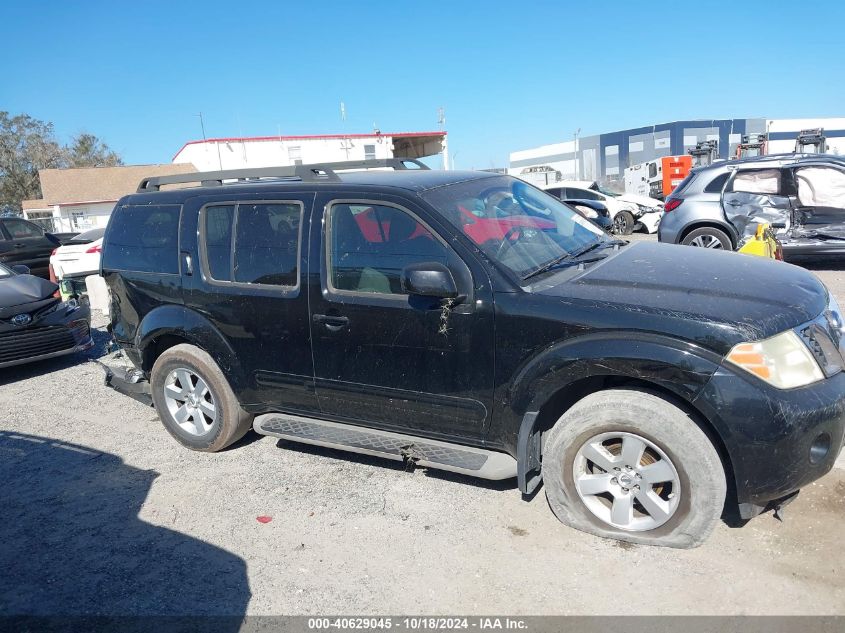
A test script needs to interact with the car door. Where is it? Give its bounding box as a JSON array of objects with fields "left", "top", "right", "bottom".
[
  {"left": 721, "top": 168, "right": 792, "bottom": 238},
  {"left": 0, "top": 218, "right": 57, "bottom": 277},
  {"left": 790, "top": 165, "right": 845, "bottom": 238},
  {"left": 183, "top": 192, "right": 320, "bottom": 414},
  {"left": 308, "top": 192, "right": 495, "bottom": 441}
]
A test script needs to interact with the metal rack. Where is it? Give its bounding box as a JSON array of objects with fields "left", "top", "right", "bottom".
[{"left": 137, "top": 158, "right": 430, "bottom": 192}]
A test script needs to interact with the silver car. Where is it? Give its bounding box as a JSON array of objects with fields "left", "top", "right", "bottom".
[{"left": 658, "top": 154, "right": 845, "bottom": 257}]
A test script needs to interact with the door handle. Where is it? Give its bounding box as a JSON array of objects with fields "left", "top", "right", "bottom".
[
  {"left": 727, "top": 200, "right": 742, "bottom": 207},
  {"left": 13, "top": 243, "right": 25, "bottom": 248},
  {"left": 313, "top": 313, "right": 350, "bottom": 330}
]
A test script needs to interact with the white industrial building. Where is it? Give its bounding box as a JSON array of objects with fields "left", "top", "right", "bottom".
[
  {"left": 172, "top": 131, "right": 448, "bottom": 171},
  {"left": 509, "top": 117, "right": 845, "bottom": 185}
]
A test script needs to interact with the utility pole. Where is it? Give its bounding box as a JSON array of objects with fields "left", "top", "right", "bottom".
[
  {"left": 438, "top": 107, "right": 449, "bottom": 170},
  {"left": 573, "top": 128, "right": 581, "bottom": 180}
]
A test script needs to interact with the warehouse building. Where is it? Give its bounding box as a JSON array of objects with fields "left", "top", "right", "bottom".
[
  {"left": 172, "top": 131, "right": 448, "bottom": 171},
  {"left": 509, "top": 117, "right": 845, "bottom": 185}
]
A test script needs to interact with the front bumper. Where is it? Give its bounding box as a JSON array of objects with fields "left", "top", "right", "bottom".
[
  {"left": 636, "top": 210, "right": 663, "bottom": 234},
  {"left": 0, "top": 303, "right": 93, "bottom": 369},
  {"left": 693, "top": 365, "right": 845, "bottom": 511}
]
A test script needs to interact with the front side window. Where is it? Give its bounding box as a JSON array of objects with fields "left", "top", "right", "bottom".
[
  {"left": 201, "top": 202, "right": 301, "bottom": 287},
  {"left": 422, "top": 175, "right": 607, "bottom": 281},
  {"left": 102, "top": 205, "right": 181, "bottom": 274},
  {"left": 794, "top": 166, "right": 845, "bottom": 207},
  {"left": 4, "top": 219, "right": 43, "bottom": 238},
  {"left": 328, "top": 203, "right": 447, "bottom": 295}
]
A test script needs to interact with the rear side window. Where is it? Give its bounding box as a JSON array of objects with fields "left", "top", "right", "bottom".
[
  {"left": 703, "top": 172, "right": 729, "bottom": 193},
  {"left": 4, "top": 219, "right": 43, "bottom": 238},
  {"left": 102, "top": 205, "right": 181, "bottom": 274},
  {"left": 731, "top": 169, "right": 782, "bottom": 195},
  {"left": 201, "top": 202, "right": 302, "bottom": 287}
]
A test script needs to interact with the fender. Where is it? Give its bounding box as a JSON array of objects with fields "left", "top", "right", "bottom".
[
  {"left": 501, "top": 332, "right": 724, "bottom": 494},
  {"left": 134, "top": 304, "right": 250, "bottom": 395}
]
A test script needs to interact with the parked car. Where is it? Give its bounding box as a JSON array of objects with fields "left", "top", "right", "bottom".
[
  {"left": 541, "top": 192, "right": 613, "bottom": 232},
  {"left": 101, "top": 159, "right": 844, "bottom": 549},
  {"left": 541, "top": 182, "right": 660, "bottom": 235},
  {"left": 49, "top": 227, "right": 105, "bottom": 280},
  {"left": 0, "top": 262, "right": 92, "bottom": 369},
  {"left": 0, "top": 217, "right": 62, "bottom": 279},
  {"left": 658, "top": 154, "right": 845, "bottom": 257}
]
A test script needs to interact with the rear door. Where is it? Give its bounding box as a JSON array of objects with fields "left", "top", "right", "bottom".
[
  {"left": 790, "top": 164, "right": 845, "bottom": 238},
  {"left": 722, "top": 168, "right": 792, "bottom": 238},
  {"left": 0, "top": 218, "right": 57, "bottom": 277},
  {"left": 184, "top": 193, "right": 319, "bottom": 414}
]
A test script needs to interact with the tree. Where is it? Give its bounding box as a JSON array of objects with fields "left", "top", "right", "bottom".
[
  {"left": 0, "top": 111, "right": 123, "bottom": 212},
  {"left": 0, "top": 112, "right": 65, "bottom": 212},
  {"left": 65, "top": 132, "right": 123, "bottom": 168}
]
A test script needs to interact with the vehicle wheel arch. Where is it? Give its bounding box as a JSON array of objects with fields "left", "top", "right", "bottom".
[
  {"left": 678, "top": 221, "right": 738, "bottom": 249},
  {"left": 135, "top": 305, "right": 248, "bottom": 394},
  {"left": 508, "top": 336, "right": 735, "bottom": 501}
]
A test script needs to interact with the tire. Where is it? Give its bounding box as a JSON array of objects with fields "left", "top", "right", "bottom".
[
  {"left": 542, "top": 388, "right": 726, "bottom": 549},
  {"left": 150, "top": 343, "right": 253, "bottom": 452},
  {"left": 681, "top": 227, "right": 732, "bottom": 250},
  {"left": 611, "top": 210, "right": 635, "bottom": 235}
]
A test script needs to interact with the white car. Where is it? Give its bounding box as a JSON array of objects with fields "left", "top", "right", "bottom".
[
  {"left": 49, "top": 228, "right": 105, "bottom": 280},
  {"left": 541, "top": 182, "right": 659, "bottom": 235}
]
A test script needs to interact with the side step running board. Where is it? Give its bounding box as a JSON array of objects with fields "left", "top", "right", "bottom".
[{"left": 253, "top": 413, "right": 517, "bottom": 481}]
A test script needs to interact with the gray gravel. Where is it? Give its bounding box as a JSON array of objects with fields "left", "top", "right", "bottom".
[{"left": 1, "top": 254, "right": 844, "bottom": 616}]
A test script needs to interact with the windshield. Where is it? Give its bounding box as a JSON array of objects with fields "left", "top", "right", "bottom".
[
  {"left": 597, "top": 186, "right": 619, "bottom": 197},
  {"left": 421, "top": 176, "right": 608, "bottom": 280}
]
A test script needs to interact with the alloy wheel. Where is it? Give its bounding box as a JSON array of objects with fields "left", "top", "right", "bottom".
[
  {"left": 163, "top": 368, "right": 217, "bottom": 436},
  {"left": 689, "top": 234, "right": 723, "bottom": 248},
  {"left": 573, "top": 431, "right": 681, "bottom": 531}
]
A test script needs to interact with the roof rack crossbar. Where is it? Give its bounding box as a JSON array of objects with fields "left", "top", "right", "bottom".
[{"left": 136, "top": 157, "right": 430, "bottom": 192}]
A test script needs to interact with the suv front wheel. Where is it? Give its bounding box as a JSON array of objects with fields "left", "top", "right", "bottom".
[
  {"left": 151, "top": 343, "right": 253, "bottom": 452},
  {"left": 542, "top": 388, "right": 726, "bottom": 548}
]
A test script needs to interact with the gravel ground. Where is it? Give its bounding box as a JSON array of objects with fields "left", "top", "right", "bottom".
[{"left": 1, "top": 245, "right": 844, "bottom": 616}]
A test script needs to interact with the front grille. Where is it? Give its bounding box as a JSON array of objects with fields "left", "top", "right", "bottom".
[{"left": 0, "top": 326, "right": 79, "bottom": 365}]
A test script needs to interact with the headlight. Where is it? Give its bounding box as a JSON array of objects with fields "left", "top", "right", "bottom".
[
  {"left": 580, "top": 208, "right": 599, "bottom": 219},
  {"left": 726, "top": 330, "right": 824, "bottom": 389},
  {"left": 64, "top": 298, "right": 81, "bottom": 312}
]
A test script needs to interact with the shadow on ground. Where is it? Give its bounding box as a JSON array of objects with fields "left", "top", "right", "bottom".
[{"left": 0, "top": 431, "right": 251, "bottom": 620}]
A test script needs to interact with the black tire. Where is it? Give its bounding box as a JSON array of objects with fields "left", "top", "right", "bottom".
[
  {"left": 150, "top": 343, "right": 253, "bottom": 452},
  {"left": 542, "top": 388, "right": 726, "bottom": 549},
  {"left": 611, "top": 210, "right": 635, "bottom": 235},
  {"left": 680, "top": 227, "right": 732, "bottom": 250}
]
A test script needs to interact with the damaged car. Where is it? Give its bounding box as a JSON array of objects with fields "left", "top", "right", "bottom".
[
  {"left": 100, "top": 159, "right": 844, "bottom": 549},
  {"left": 0, "top": 262, "right": 93, "bottom": 369},
  {"left": 658, "top": 154, "right": 845, "bottom": 257}
]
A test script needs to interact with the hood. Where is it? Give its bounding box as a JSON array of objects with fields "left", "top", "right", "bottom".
[
  {"left": 0, "top": 274, "right": 59, "bottom": 309},
  {"left": 535, "top": 241, "right": 827, "bottom": 351}
]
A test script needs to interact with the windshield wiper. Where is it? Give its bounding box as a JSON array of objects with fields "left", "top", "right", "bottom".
[
  {"left": 569, "top": 238, "right": 625, "bottom": 259},
  {"left": 521, "top": 239, "right": 625, "bottom": 282}
]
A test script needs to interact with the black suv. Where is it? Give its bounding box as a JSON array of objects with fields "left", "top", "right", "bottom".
[{"left": 101, "top": 159, "right": 845, "bottom": 548}]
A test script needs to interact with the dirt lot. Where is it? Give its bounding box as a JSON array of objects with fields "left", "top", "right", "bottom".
[{"left": 2, "top": 241, "right": 844, "bottom": 616}]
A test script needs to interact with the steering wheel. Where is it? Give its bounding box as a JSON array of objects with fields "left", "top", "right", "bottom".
[{"left": 495, "top": 226, "right": 543, "bottom": 260}]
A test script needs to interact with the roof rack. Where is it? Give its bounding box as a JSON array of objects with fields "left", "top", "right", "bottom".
[{"left": 137, "top": 157, "right": 430, "bottom": 192}]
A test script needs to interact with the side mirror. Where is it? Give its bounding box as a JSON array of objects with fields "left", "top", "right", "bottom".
[
  {"left": 401, "top": 262, "right": 458, "bottom": 299},
  {"left": 11, "top": 265, "right": 30, "bottom": 275}
]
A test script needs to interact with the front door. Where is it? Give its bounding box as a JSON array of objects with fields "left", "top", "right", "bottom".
[{"left": 308, "top": 193, "right": 494, "bottom": 441}]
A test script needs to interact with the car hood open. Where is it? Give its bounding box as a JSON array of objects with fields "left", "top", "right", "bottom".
[
  {"left": 0, "top": 274, "right": 59, "bottom": 309},
  {"left": 535, "top": 241, "right": 827, "bottom": 349}
]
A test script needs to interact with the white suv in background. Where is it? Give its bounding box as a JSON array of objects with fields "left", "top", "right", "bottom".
[{"left": 542, "top": 181, "right": 663, "bottom": 235}]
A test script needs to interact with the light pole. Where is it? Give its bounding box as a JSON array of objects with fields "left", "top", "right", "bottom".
[{"left": 573, "top": 128, "right": 581, "bottom": 180}]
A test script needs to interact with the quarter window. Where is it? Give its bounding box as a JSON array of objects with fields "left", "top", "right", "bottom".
[
  {"left": 204, "top": 205, "right": 234, "bottom": 281},
  {"left": 102, "top": 205, "right": 181, "bottom": 274},
  {"left": 704, "top": 172, "right": 729, "bottom": 193},
  {"left": 328, "top": 203, "right": 447, "bottom": 295}
]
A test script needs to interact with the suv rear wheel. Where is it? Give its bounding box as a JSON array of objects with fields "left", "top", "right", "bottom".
[
  {"left": 681, "top": 226, "right": 732, "bottom": 250},
  {"left": 151, "top": 343, "right": 253, "bottom": 452},
  {"left": 542, "top": 388, "right": 726, "bottom": 548}
]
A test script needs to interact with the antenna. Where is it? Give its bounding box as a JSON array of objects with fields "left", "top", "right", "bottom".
[
  {"left": 437, "top": 107, "right": 446, "bottom": 130},
  {"left": 340, "top": 101, "right": 347, "bottom": 122}
]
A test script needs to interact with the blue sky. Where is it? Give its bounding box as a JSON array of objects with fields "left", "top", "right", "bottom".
[{"left": 3, "top": 0, "right": 844, "bottom": 169}]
